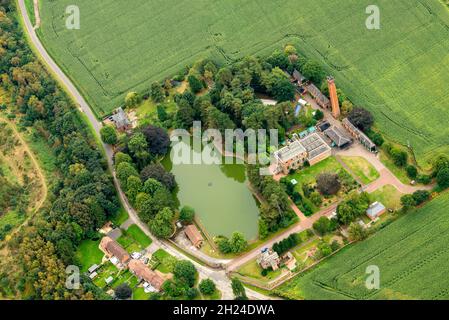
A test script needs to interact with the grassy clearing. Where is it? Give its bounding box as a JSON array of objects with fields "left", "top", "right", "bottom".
[
  {"left": 370, "top": 185, "right": 403, "bottom": 211},
  {"left": 152, "top": 249, "right": 176, "bottom": 274},
  {"left": 237, "top": 260, "right": 282, "bottom": 282},
  {"left": 276, "top": 192, "right": 449, "bottom": 300},
  {"left": 340, "top": 156, "right": 380, "bottom": 184},
  {"left": 38, "top": 0, "right": 449, "bottom": 166},
  {"left": 75, "top": 239, "right": 104, "bottom": 273},
  {"left": 116, "top": 225, "right": 151, "bottom": 254}
]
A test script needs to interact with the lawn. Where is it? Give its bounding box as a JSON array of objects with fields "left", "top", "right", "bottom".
[
  {"left": 236, "top": 260, "right": 282, "bottom": 282},
  {"left": 286, "top": 156, "right": 357, "bottom": 214},
  {"left": 152, "top": 249, "right": 176, "bottom": 274},
  {"left": 37, "top": 0, "right": 449, "bottom": 167},
  {"left": 117, "top": 224, "right": 152, "bottom": 253},
  {"left": 340, "top": 156, "right": 380, "bottom": 184},
  {"left": 369, "top": 185, "right": 403, "bottom": 211},
  {"left": 276, "top": 192, "right": 449, "bottom": 300},
  {"left": 75, "top": 239, "right": 104, "bottom": 273}
]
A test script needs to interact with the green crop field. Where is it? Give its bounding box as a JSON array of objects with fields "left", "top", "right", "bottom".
[
  {"left": 276, "top": 192, "right": 449, "bottom": 300},
  {"left": 37, "top": 0, "right": 449, "bottom": 166}
]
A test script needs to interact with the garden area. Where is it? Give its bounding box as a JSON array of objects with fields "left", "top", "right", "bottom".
[
  {"left": 281, "top": 157, "right": 358, "bottom": 215},
  {"left": 75, "top": 239, "right": 104, "bottom": 273},
  {"left": 116, "top": 224, "right": 152, "bottom": 254},
  {"left": 339, "top": 156, "right": 380, "bottom": 184}
]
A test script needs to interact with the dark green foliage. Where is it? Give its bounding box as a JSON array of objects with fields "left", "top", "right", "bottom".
[
  {"left": 114, "top": 283, "right": 132, "bottom": 300},
  {"left": 173, "top": 260, "right": 197, "bottom": 288},
  {"left": 140, "top": 163, "right": 177, "bottom": 191},
  {"left": 272, "top": 233, "right": 301, "bottom": 255},
  {"left": 100, "top": 125, "right": 118, "bottom": 145},
  {"left": 406, "top": 165, "right": 418, "bottom": 179},
  {"left": 348, "top": 107, "right": 374, "bottom": 132},
  {"left": 179, "top": 206, "right": 195, "bottom": 223},
  {"left": 188, "top": 75, "right": 203, "bottom": 93},
  {"left": 336, "top": 192, "right": 370, "bottom": 225},
  {"left": 199, "top": 279, "right": 216, "bottom": 295}
]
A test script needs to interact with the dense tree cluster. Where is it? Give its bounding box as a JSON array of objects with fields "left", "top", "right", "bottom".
[
  {"left": 0, "top": 1, "right": 117, "bottom": 299},
  {"left": 114, "top": 127, "right": 176, "bottom": 239},
  {"left": 336, "top": 192, "right": 370, "bottom": 225},
  {"left": 248, "top": 165, "right": 297, "bottom": 238},
  {"left": 272, "top": 233, "right": 301, "bottom": 255}
]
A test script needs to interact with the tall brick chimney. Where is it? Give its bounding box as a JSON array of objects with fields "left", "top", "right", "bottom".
[{"left": 327, "top": 76, "right": 340, "bottom": 119}]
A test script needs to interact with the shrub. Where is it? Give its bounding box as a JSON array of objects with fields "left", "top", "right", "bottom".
[
  {"left": 114, "top": 284, "right": 132, "bottom": 300},
  {"left": 179, "top": 206, "right": 195, "bottom": 223},
  {"left": 348, "top": 107, "right": 374, "bottom": 132},
  {"left": 412, "top": 190, "right": 430, "bottom": 205},
  {"left": 406, "top": 165, "right": 418, "bottom": 179},
  {"left": 316, "top": 173, "right": 341, "bottom": 196},
  {"left": 199, "top": 279, "right": 216, "bottom": 295},
  {"left": 437, "top": 167, "right": 449, "bottom": 189}
]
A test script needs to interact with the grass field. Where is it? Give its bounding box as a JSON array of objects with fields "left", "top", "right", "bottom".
[
  {"left": 37, "top": 0, "right": 449, "bottom": 166},
  {"left": 75, "top": 239, "right": 104, "bottom": 273},
  {"left": 276, "top": 192, "right": 449, "bottom": 300},
  {"left": 340, "top": 156, "right": 380, "bottom": 184}
]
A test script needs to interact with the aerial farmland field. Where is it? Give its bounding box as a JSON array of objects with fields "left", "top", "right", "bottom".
[
  {"left": 37, "top": 0, "right": 449, "bottom": 167},
  {"left": 276, "top": 192, "right": 449, "bottom": 300}
]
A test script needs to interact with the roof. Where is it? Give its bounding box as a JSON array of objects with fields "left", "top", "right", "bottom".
[
  {"left": 275, "top": 141, "right": 307, "bottom": 162},
  {"left": 293, "top": 69, "right": 306, "bottom": 83},
  {"left": 257, "top": 250, "right": 279, "bottom": 264},
  {"left": 306, "top": 83, "right": 330, "bottom": 107},
  {"left": 342, "top": 118, "right": 376, "bottom": 149},
  {"left": 100, "top": 237, "right": 130, "bottom": 264},
  {"left": 111, "top": 108, "right": 131, "bottom": 129},
  {"left": 299, "top": 133, "right": 331, "bottom": 161},
  {"left": 185, "top": 225, "right": 203, "bottom": 246},
  {"left": 129, "top": 259, "right": 165, "bottom": 291},
  {"left": 366, "top": 202, "right": 386, "bottom": 219},
  {"left": 324, "top": 126, "right": 352, "bottom": 148}
]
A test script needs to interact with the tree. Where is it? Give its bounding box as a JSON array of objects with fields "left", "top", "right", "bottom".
[
  {"left": 348, "top": 107, "right": 374, "bottom": 132},
  {"left": 114, "top": 152, "right": 132, "bottom": 166},
  {"left": 341, "top": 100, "right": 354, "bottom": 116},
  {"left": 401, "top": 194, "right": 417, "bottom": 211},
  {"left": 126, "top": 176, "right": 142, "bottom": 204},
  {"left": 173, "top": 260, "right": 197, "bottom": 288},
  {"left": 140, "top": 163, "right": 177, "bottom": 191},
  {"left": 125, "top": 92, "right": 140, "bottom": 107},
  {"left": 348, "top": 222, "right": 367, "bottom": 242},
  {"left": 128, "top": 132, "right": 150, "bottom": 166},
  {"left": 150, "top": 82, "right": 165, "bottom": 103},
  {"left": 309, "top": 192, "right": 323, "bottom": 207},
  {"left": 302, "top": 61, "right": 325, "bottom": 84},
  {"left": 231, "top": 278, "right": 247, "bottom": 300},
  {"left": 188, "top": 75, "right": 203, "bottom": 94},
  {"left": 437, "top": 167, "right": 449, "bottom": 189},
  {"left": 179, "top": 206, "right": 195, "bottom": 223},
  {"left": 186, "top": 287, "right": 199, "bottom": 300},
  {"left": 116, "top": 162, "right": 139, "bottom": 186},
  {"left": 272, "top": 78, "right": 295, "bottom": 102},
  {"left": 406, "top": 165, "right": 418, "bottom": 179},
  {"left": 229, "top": 232, "right": 248, "bottom": 253},
  {"left": 316, "top": 173, "right": 341, "bottom": 196},
  {"left": 313, "top": 216, "right": 331, "bottom": 235},
  {"left": 412, "top": 190, "right": 430, "bottom": 205},
  {"left": 337, "top": 192, "right": 370, "bottom": 225},
  {"left": 114, "top": 283, "right": 132, "bottom": 300},
  {"left": 199, "top": 279, "right": 216, "bottom": 296},
  {"left": 141, "top": 125, "right": 170, "bottom": 156},
  {"left": 100, "top": 125, "right": 118, "bottom": 145},
  {"left": 142, "top": 178, "right": 164, "bottom": 195},
  {"left": 314, "top": 109, "right": 324, "bottom": 121},
  {"left": 149, "top": 207, "right": 174, "bottom": 239}
]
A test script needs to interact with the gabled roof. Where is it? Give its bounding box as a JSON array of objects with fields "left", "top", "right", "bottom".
[
  {"left": 185, "top": 225, "right": 203, "bottom": 246},
  {"left": 129, "top": 259, "right": 165, "bottom": 291},
  {"left": 293, "top": 69, "right": 306, "bottom": 83},
  {"left": 306, "top": 83, "right": 330, "bottom": 107},
  {"left": 366, "top": 202, "right": 386, "bottom": 219},
  {"left": 342, "top": 118, "right": 376, "bottom": 149},
  {"left": 324, "top": 126, "right": 352, "bottom": 148},
  {"left": 299, "top": 133, "right": 331, "bottom": 161},
  {"left": 100, "top": 236, "right": 130, "bottom": 264}
]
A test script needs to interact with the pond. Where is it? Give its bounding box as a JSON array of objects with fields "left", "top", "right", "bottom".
[{"left": 162, "top": 142, "right": 259, "bottom": 240}]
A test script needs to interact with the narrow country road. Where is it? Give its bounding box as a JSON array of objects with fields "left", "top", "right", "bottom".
[{"left": 17, "top": 0, "right": 271, "bottom": 301}]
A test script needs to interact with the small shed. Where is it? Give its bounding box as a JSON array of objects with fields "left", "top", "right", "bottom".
[
  {"left": 185, "top": 225, "right": 204, "bottom": 248},
  {"left": 366, "top": 202, "right": 386, "bottom": 220},
  {"left": 88, "top": 264, "right": 99, "bottom": 274}
]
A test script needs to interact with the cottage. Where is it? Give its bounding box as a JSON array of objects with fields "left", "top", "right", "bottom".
[
  {"left": 324, "top": 126, "right": 352, "bottom": 148},
  {"left": 106, "top": 107, "right": 132, "bottom": 132},
  {"left": 100, "top": 236, "right": 131, "bottom": 267},
  {"left": 306, "top": 83, "right": 330, "bottom": 109},
  {"left": 342, "top": 118, "right": 377, "bottom": 153},
  {"left": 366, "top": 202, "right": 386, "bottom": 220},
  {"left": 257, "top": 249, "right": 281, "bottom": 271},
  {"left": 292, "top": 69, "right": 306, "bottom": 85},
  {"left": 128, "top": 259, "right": 165, "bottom": 292},
  {"left": 185, "top": 225, "right": 204, "bottom": 248}
]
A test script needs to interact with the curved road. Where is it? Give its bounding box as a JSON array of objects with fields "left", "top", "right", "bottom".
[{"left": 17, "top": 0, "right": 273, "bottom": 300}]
